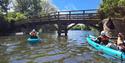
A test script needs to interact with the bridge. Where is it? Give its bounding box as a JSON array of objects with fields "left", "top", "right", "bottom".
[{"left": 15, "top": 9, "right": 101, "bottom": 36}]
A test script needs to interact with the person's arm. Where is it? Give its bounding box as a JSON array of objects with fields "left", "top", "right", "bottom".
[
  {"left": 36, "top": 32, "right": 39, "bottom": 36},
  {"left": 29, "top": 32, "right": 31, "bottom": 35},
  {"left": 110, "top": 37, "right": 117, "bottom": 39},
  {"left": 97, "top": 37, "right": 101, "bottom": 42}
]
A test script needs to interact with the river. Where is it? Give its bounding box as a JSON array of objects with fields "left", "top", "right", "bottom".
[{"left": 0, "top": 30, "right": 124, "bottom": 63}]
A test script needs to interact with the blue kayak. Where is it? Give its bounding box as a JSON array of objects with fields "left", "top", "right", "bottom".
[
  {"left": 27, "top": 37, "right": 41, "bottom": 44},
  {"left": 86, "top": 35, "right": 125, "bottom": 60}
]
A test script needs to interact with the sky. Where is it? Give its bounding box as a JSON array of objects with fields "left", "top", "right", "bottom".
[
  {"left": 52, "top": 0, "right": 101, "bottom": 11},
  {"left": 7, "top": 0, "right": 101, "bottom": 12}
]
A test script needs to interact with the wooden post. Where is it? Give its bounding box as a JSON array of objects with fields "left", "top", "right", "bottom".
[
  {"left": 83, "top": 10, "right": 85, "bottom": 20},
  {"left": 54, "top": 12, "right": 56, "bottom": 20},
  {"left": 69, "top": 11, "right": 71, "bottom": 20},
  {"left": 48, "top": 14, "right": 50, "bottom": 21},
  {"left": 57, "top": 23, "right": 68, "bottom": 36},
  {"left": 58, "top": 27, "right": 61, "bottom": 36},
  {"left": 64, "top": 25, "right": 68, "bottom": 36},
  {"left": 58, "top": 12, "right": 60, "bottom": 20}
]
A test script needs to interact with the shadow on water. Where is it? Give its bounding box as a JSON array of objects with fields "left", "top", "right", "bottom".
[{"left": 0, "top": 30, "right": 123, "bottom": 63}]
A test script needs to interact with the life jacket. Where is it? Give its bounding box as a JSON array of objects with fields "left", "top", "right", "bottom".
[
  {"left": 30, "top": 32, "right": 37, "bottom": 36},
  {"left": 117, "top": 37, "right": 124, "bottom": 45},
  {"left": 101, "top": 35, "right": 109, "bottom": 41}
]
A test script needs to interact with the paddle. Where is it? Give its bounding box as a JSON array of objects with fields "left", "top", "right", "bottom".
[{"left": 110, "top": 37, "right": 117, "bottom": 39}]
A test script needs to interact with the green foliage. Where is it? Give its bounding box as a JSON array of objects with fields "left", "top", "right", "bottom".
[
  {"left": 40, "top": 0, "right": 57, "bottom": 15},
  {"left": 14, "top": 0, "right": 57, "bottom": 17},
  {"left": 6, "top": 12, "right": 27, "bottom": 22},
  {"left": 0, "top": 0, "right": 57, "bottom": 21},
  {"left": 118, "top": 0, "right": 125, "bottom": 6},
  {"left": 71, "top": 25, "right": 91, "bottom": 30},
  {"left": 0, "top": 0, "right": 57, "bottom": 23},
  {"left": 15, "top": 12, "right": 27, "bottom": 21},
  {"left": 0, "top": 0, "right": 9, "bottom": 13},
  {"left": 99, "top": 0, "right": 125, "bottom": 18},
  {"left": 0, "top": 11, "right": 4, "bottom": 17},
  {"left": 71, "top": 25, "right": 81, "bottom": 30}
]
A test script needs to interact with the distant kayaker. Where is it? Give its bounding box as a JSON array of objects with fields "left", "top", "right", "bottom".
[
  {"left": 97, "top": 30, "right": 110, "bottom": 45},
  {"left": 29, "top": 29, "right": 38, "bottom": 39}
]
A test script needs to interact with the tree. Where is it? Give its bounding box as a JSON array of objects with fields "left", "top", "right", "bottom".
[
  {"left": 13, "top": 0, "right": 32, "bottom": 13},
  {"left": 13, "top": 0, "right": 57, "bottom": 17},
  {"left": 0, "top": 0, "right": 10, "bottom": 14},
  {"left": 99, "top": 0, "right": 125, "bottom": 18},
  {"left": 40, "top": 0, "right": 57, "bottom": 16}
]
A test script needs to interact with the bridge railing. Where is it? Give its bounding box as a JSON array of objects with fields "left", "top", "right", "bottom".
[
  {"left": 16, "top": 9, "right": 100, "bottom": 25},
  {"left": 26, "top": 9, "right": 99, "bottom": 21},
  {"left": 49, "top": 9, "right": 99, "bottom": 21}
]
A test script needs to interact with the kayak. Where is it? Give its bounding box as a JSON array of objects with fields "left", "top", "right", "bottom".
[
  {"left": 86, "top": 35, "right": 125, "bottom": 60},
  {"left": 27, "top": 37, "right": 41, "bottom": 44}
]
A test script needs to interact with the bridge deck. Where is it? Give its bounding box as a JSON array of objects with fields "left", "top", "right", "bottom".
[
  {"left": 15, "top": 9, "right": 100, "bottom": 26},
  {"left": 14, "top": 9, "right": 101, "bottom": 36}
]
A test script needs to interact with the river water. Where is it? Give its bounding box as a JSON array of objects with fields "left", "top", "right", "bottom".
[{"left": 0, "top": 30, "right": 123, "bottom": 63}]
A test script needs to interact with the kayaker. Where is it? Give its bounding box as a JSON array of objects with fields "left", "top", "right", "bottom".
[
  {"left": 97, "top": 30, "right": 110, "bottom": 45},
  {"left": 116, "top": 33, "right": 125, "bottom": 52},
  {"left": 117, "top": 33, "right": 124, "bottom": 45},
  {"left": 29, "top": 29, "right": 38, "bottom": 39}
]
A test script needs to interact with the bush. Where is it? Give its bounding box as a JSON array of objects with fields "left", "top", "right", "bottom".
[
  {"left": 6, "top": 12, "right": 27, "bottom": 22},
  {"left": 15, "top": 12, "right": 27, "bottom": 21},
  {"left": 71, "top": 25, "right": 91, "bottom": 30}
]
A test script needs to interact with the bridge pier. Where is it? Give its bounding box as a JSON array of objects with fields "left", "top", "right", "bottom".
[{"left": 57, "top": 24, "right": 68, "bottom": 36}]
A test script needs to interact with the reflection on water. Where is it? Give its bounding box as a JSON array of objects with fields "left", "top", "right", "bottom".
[{"left": 0, "top": 30, "right": 123, "bottom": 63}]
